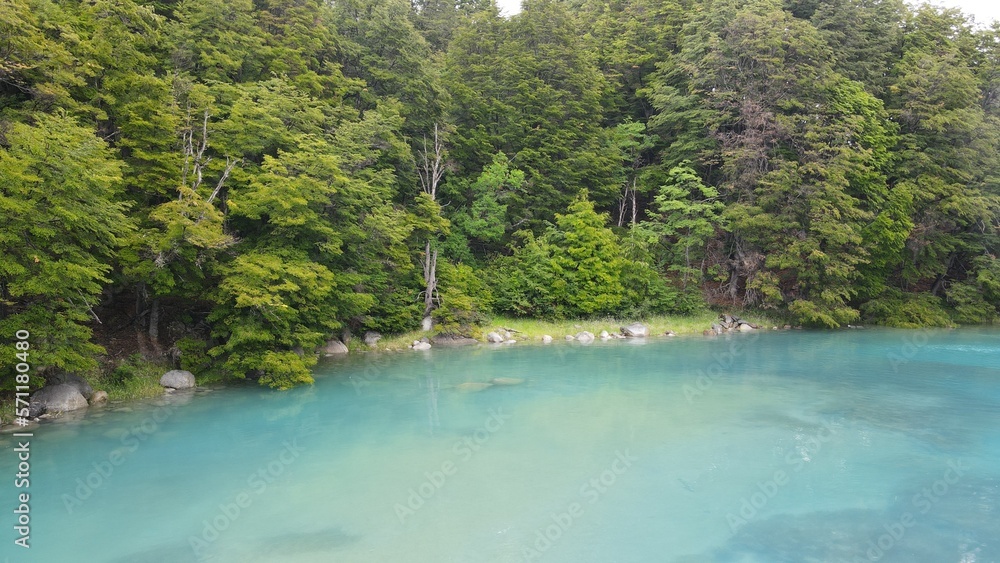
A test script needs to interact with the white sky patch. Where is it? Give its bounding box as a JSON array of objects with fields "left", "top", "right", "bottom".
[
  {"left": 918, "top": 0, "right": 1000, "bottom": 26},
  {"left": 495, "top": 0, "right": 520, "bottom": 16}
]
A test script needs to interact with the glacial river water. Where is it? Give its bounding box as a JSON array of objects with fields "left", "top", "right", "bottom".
[{"left": 3, "top": 328, "right": 999, "bottom": 562}]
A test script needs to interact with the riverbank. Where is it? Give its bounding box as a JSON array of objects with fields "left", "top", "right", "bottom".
[
  {"left": 1, "top": 311, "right": 780, "bottom": 425},
  {"left": 370, "top": 311, "right": 783, "bottom": 351}
]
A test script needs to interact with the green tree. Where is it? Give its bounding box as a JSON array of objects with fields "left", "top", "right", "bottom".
[{"left": 0, "top": 113, "right": 132, "bottom": 377}]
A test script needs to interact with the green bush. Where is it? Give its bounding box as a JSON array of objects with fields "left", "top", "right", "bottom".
[
  {"left": 432, "top": 261, "right": 492, "bottom": 337},
  {"left": 861, "top": 289, "right": 953, "bottom": 328}
]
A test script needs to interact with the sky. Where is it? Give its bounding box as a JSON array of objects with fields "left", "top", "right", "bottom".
[
  {"left": 928, "top": 0, "right": 1000, "bottom": 25},
  {"left": 495, "top": 0, "right": 999, "bottom": 25}
]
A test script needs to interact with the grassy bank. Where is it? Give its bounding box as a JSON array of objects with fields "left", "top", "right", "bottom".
[
  {"left": 370, "top": 310, "right": 783, "bottom": 351},
  {"left": 482, "top": 311, "right": 782, "bottom": 341}
]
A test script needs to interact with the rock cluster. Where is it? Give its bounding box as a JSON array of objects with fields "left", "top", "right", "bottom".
[
  {"left": 485, "top": 329, "right": 518, "bottom": 344},
  {"left": 707, "top": 314, "right": 758, "bottom": 335}
]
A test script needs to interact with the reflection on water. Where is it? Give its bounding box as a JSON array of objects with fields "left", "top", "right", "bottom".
[{"left": 2, "top": 328, "right": 999, "bottom": 562}]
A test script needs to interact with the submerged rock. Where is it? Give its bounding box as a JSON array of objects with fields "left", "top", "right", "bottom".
[
  {"left": 430, "top": 334, "right": 478, "bottom": 347},
  {"left": 621, "top": 322, "right": 649, "bottom": 337},
  {"left": 160, "top": 369, "right": 196, "bottom": 389},
  {"left": 28, "top": 384, "right": 89, "bottom": 417},
  {"left": 490, "top": 377, "right": 525, "bottom": 386},
  {"left": 455, "top": 382, "right": 493, "bottom": 392}
]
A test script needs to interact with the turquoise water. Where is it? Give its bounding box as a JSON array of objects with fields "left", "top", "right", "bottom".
[{"left": 3, "top": 328, "right": 1000, "bottom": 562}]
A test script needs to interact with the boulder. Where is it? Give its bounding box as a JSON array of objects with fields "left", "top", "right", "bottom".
[
  {"left": 486, "top": 332, "right": 505, "bottom": 343},
  {"left": 160, "top": 369, "right": 196, "bottom": 389},
  {"left": 664, "top": 331, "right": 676, "bottom": 337},
  {"left": 621, "top": 322, "right": 649, "bottom": 338},
  {"left": 575, "top": 331, "right": 595, "bottom": 343},
  {"left": 320, "top": 339, "right": 349, "bottom": 356},
  {"left": 738, "top": 323, "right": 755, "bottom": 333},
  {"left": 565, "top": 335, "right": 575, "bottom": 341},
  {"left": 711, "top": 323, "right": 723, "bottom": 335},
  {"left": 430, "top": 334, "right": 479, "bottom": 347},
  {"left": 44, "top": 373, "right": 94, "bottom": 400},
  {"left": 90, "top": 390, "right": 109, "bottom": 405},
  {"left": 28, "top": 384, "right": 89, "bottom": 417},
  {"left": 541, "top": 335, "right": 553, "bottom": 344},
  {"left": 363, "top": 331, "right": 382, "bottom": 347},
  {"left": 412, "top": 341, "right": 432, "bottom": 351},
  {"left": 599, "top": 330, "right": 610, "bottom": 339}
]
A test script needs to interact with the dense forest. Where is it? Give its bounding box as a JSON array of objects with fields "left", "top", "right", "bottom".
[{"left": 2, "top": 0, "right": 999, "bottom": 389}]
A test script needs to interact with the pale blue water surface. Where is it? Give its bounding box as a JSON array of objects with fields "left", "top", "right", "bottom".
[{"left": 2, "top": 328, "right": 999, "bottom": 562}]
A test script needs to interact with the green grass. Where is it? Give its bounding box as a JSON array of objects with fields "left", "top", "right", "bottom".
[
  {"left": 94, "top": 356, "right": 168, "bottom": 402},
  {"left": 359, "top": 309, "right": 785, "bottom": 351},
  {"left": 481, "top": 310, "right": 782, "bottom": 342}
]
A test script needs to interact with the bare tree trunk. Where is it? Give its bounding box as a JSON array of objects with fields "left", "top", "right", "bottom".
[
  {"left": 417, "top": 124, "right": 447, "bottom": 320},
  {"left": 631, "top": 177, "right": 638, "bottom": 226},
  {"left": 423, "top": 241, "right": 438, "bottom": 317}
]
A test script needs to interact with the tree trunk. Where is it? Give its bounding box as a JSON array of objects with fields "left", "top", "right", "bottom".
[
  {"left": 631, "top": 177, "right": 638, "bottom": 226},
  {"left": 148, "top": 298, "right": 160, "bottom": 345},
  {"left": 423, "top": 241, "right": 438, "bottom": 317}
]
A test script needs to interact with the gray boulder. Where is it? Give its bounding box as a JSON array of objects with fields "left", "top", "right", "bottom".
[
  {"left": 90, "top": 390, "right": 109, "bottom": 405},
  {"left": 486, "top": 332, "right": 504, "bottom": 343},
  {"left": 542, "top": 335, "right": 553, "bottom": 343},
  {"left": 363, "top": 331, "right": 382, "bottom": 347},
  {"left": 621, "top": 322, "right": 649, "bottom": 338},
  {"left": 44, "top": 373, "right": 94, "bottom": 400},
  {"left": 28, "top": 384, "right": 89, "bottom": 417},
  {"left": 575, "top": 331, "right": 595, "bottom": 343},
  {"left": 320, "top": 339, "right": 349, "bottom": 355},
  {"left": 599, "top": 330, "right": 611, "bottom": 339},
  {"left": 160, "top": 369, "right": 196, "bottom": 389},
  {"left": 739, "top": 323, "right": 755, "bottom": 333},
  {"left": 412, "top": 341, "right": 432, "bottom": 351}
]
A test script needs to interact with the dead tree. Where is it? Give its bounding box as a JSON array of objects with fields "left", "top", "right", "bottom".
[{"left": 417, "top": 124, "right": 447, "bottom": 319}]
